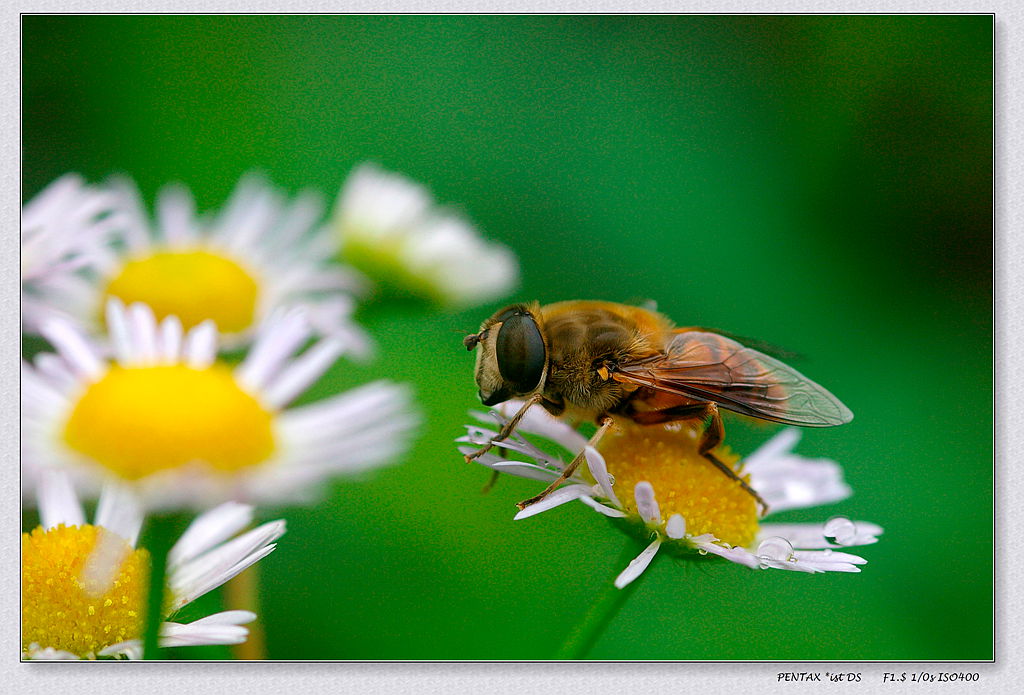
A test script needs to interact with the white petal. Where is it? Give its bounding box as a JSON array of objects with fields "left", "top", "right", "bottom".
[
  {"left": 583, "top": 446, "right": 620, "bottom": 508},
  {"left": 218, "top": 178, "right": 279, "bottom": 252},
  {"left": 270, "top": 192, "right": 324, "bottom": 249},
  {"left": 492, "top": 400, "right": 588, "bottom": 453},
  {"left": 750, "top": 456, "right": 851, "bottom": 512},
  {"left": 158, "top": 315, "right": 184, "bottom": 363},
  {"left": 158, "top": 622, "right": 249, "bottom": 648},
  {"left": 185, "top": 610, "right": 257, "bottom": 626},
  {"left": 759, "top": 558, "right": 826, "bottom": 573},
  {"left": 127, "top": 302, "right": 160, "bottom": 366},
  {"left": 791, "top": 561, "right": 861, "bottom": 573},
  {"left": 741, "top": 428, "right": 860, "bottom": 512},
  {"left": 851, "top": 521, "right": 884, "bottom": 538},
  {"left": 614, "top": 538, "right": 662, "bottom": 589},
  {"left": 337, "top": 162, "right": 431, "bottom": 238},
  {"left": 743, "top": 427, "right": 801, "bottom": 471},
  {"left": 457, "top": 424, "right": 562, "bottom": 468},
  {"left": 479, "top": 459, "right": 561, "bottom": 483},
  {"left": 169, "top": 501, "right": 255, "bottom": 570},
  {"left": 273, "top": 382, "right": 419, "bottom": 478},
  {"left": 98, "top": 640, "right": 142, "bottom": 659},
  {"left": 665, "top": 514, "right": 686, "bottom": 539},
  {"left": 156, "top": 183, "right": 197, "bottom": 244},
  {"left": 236, "top": 310, "right": 310, "bottom": 391},
  {"left": 577, "top": 494, "right": 627, "bottom": 518},
  {"left": 31, "top": 353, "right": 79, "bottom": 395},
  {"left": 182, "top": 320, "right": 218, "bottom": 368},
  {"left": 104, "top": 175, "right": 153, "bottom": 251},
  {"left": 94, "top": 479, "right": 144, "bottom": 546},
  {"left": 513, "top": 484, "right": 593, "bottom": 520},
  {"left": 261, "top": 336, "right": 344, "bottom": 408},
  {"left": 25, "top": 644, "right": 82, "bottom": 660},
  {"left": 158, "top": 611, "right": 256, "bottom": 648},
  {"left": 105, "top": 297, "right": 133, "bottom": 365},
  {"left": 21, "top": 362, "right": 66, "bottom": 412},
  {"left": 169, "top": 520, "right": 285, "bottom": 607},
  {"left": 757, "top": 521, "right": 882, "bottom": 549},
  {"left": 22, "top": 174, "right": 84, "bottom": 224},
  {"left": 39, "top": 319, "right": 105, "bottom": 380},
  {"left": 695, "top": 541, "right": 761, "bottom": 569},
  {"left": 214, "top": 174, "right": 266, "bottom": 234},
  {"left": 282, "top": 380, "right": 408, "bottom": 435},
  {"left": 316, "top": 312, "right": 375, "bottom": 362},
  {"left": 37, "top": 468, "right": 85, "bottom": 530},
  {"left": 81, "top": 527, "right": 132, "bottom": 598},
  {"left": 455, "top": 432, "right": 562, "bottom": 469},
  {"left": 174, "top": 545, "right": 279, "bottom": 609},
  {"left": 792, "top": 549, "right": 868, "bottom": 565},
  {"left": 633, "top": 481, "right": 661, "bottom": 525},
  {"left": 21, "top": 174, "right": 121, "bottom": 287}
]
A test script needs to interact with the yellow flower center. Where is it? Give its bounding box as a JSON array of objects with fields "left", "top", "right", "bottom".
[
  {"left": 103, "top": 249, "right": 259, "bottom": 333},
  {"left": 22, "top": 524, "right": 149, "bottom": 658},
  {"left": 599, "top": 423, "right": 759, "bottom": 547},
  {"left": 63, "top": 364, "right": 276, "bottom": 481}
]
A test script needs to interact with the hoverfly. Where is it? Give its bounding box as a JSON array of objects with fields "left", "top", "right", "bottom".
[{"left": 463, "top": 300, "right": 852, "bottom": 513}]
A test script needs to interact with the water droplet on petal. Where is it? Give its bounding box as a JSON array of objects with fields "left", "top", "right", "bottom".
[
  {"left": 697, "top": 547, "right": 708, "bottom": 556},
  {"left": 824, "top": 516, "right": 858, "bottom": 546},
  {"left": 756, "top": 536, "right": 795, "bottom": 568}
]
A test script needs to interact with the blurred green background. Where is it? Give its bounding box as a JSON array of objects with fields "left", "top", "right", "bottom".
[{"left": 22, "top": 15, "right": 992, "bottom": 660}]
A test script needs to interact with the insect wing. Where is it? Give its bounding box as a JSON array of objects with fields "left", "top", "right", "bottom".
[{"left": 616, "top": 331, "right": 853, "bottom": 426}]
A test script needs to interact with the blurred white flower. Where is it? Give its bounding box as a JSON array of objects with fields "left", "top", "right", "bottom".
[
  {"left": 23, "top": 299, "right": 419, "bottom": 509},
  {"left": 458, "top": 403, "right": 881, "bottom": 588},
  {"left": 23, "top": 469, "right": 284, "bottom": 659},
  {"left": 335, "top": 163, "right": 518, "bottom": 307},
  {"left": 22, "top": 174, "right": 126, "bottom": 330},
  {"left": 23, "top": 173, "right": 370, "bottom": 352}
]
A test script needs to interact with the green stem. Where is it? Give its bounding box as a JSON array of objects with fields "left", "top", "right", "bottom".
[
  {"left": 224, "top": 538, "right": 266, "bottom": 660},
  {"left": 554, "top": 536, "right": 649, "bottom": 660},
  {"left": 141, "top": 514, "right": 179, "bottom": 660}
]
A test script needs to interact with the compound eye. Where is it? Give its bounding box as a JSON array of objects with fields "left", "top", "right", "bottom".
[{"left": 495, "top": 312, "right": 546, "bottom": 394}]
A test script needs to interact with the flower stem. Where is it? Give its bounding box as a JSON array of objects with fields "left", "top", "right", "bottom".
[
  {"left": 554, "top": 537, "right": 647, "bottom": 660},
  {"left": 141, "top": 513, "right": 181, "bottom": 660},
  {"left": 224, "top": 558, "right": 265, "bottom": 659}
]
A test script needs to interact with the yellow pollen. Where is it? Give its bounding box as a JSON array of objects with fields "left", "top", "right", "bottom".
[
  {"left": 22, "top": 524, "right": 149, "bottom": 658},
  {"left": 103, "top": 249, "right": 259, "bottom": 333},
  {"left": 63, "top": 364, "right": 276, "bottom": 481},
  {"left": 599, "top": 423, "right": 759, "bottom": 547}
]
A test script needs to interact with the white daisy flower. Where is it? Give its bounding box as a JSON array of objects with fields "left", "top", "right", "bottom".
[
  {"left": 23, "top": 469, "right": 284, "bottom": 660},
  {"left": 22, "top": 298, "right": 419, "bottom": 509},
  {"left": 23, "top": 172, "right": 370, "bottom": 353},
  {"left": 22, "top": 174, "right": 126, "bottom": 331},
  {"left": 458, "top": 403, "right": 881, "bottom": 588},
  {"left": 334, "top": 163, "right": 518, "bottom": 308}
]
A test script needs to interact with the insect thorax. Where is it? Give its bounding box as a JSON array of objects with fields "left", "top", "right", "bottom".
[{"left": 542, "top": 307, "right": 654, "bottom": 414}]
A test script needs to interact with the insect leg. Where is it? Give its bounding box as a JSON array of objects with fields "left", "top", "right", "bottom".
[
  {"left": 631, "top": 403, "right": 769, "bottom": 515},
  {"left": 515, "top": 416, "right": 615, "bottom": 511},
  {"left": 464, "top": 392, "right": 544, "bottom": 463},
  {"left": 481, "top": 469, "right": 501, "bottom": 494},
  {"left": 696, "top": 405, "right": 770, "bottom": 516}
]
